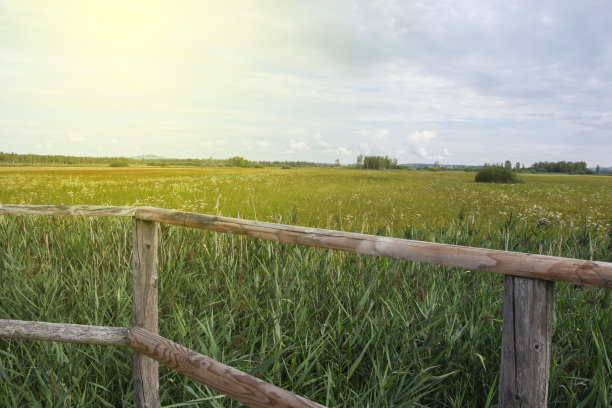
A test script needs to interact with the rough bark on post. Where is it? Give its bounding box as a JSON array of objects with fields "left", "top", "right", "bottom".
[
  {"left": 132, "top": 219, "right": 160, "bottom": 408},
  {"left": 499, "top": 275, "right": 554, "bottom": 408}
]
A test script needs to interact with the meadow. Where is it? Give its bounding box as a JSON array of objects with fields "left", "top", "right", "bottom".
[
  {"left": 1, "top": 167, "right": 611, "bottom": 407},
  {"left": 1, "top": 167, "right": 611, "bottom": 234}
]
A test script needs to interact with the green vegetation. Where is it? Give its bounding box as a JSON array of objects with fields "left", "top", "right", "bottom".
[
  {"left": 0, "top": 167, "right": 610, "bottom": 406},
  {"left": 4, "top": 151, "right": 611, "bottom": 176},
  {"left": 2, "top": 168, "right": 609, "bottom": 232},
  {"left": 357, "top": 155, "right": 400, "bottom": 170},
  {"left": 108, "top": 160, "right": 129, "bottom": 168},
  {"left": 475, "top": 165, "right": 522, "bottom": 183},
  {"left": 0, "top": 151, "right": 337, "bottom": 169},
  {"left": 531, "top": 160, "right": 592, "bottom": 174}
]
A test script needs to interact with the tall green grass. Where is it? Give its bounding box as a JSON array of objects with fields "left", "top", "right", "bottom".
[{"left": 1, "top": 214, "right": 610, "bottom": 407}]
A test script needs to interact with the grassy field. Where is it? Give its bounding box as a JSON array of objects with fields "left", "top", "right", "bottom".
[
  {"left": 1, "top": 167, "right": 611, "bottom": 233},
  {"left": 1, "top": 167, "right": 611, "bottom": 407}
]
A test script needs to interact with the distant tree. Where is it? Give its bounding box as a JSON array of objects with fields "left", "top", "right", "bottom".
[
  {"left": 434, "top": 161, "right": 440, "bottom": 168},
  {"left": 228, "top": 156, "right": 249, "bottom": 167},
  {"left": 356, "top": 155, "right": 363, "bottom": 168},
  {"left": 504, "top": 160, "right": 512, "bottom": 169},
  {"left": 335, "top": 158, "right": 341, "bottom": 167},
  {"left": 515, "top": 162, "right": 521, "bottom": 171},
  {"left": 475, "top": 165, "right": 522, "bottom": 183},
  {"left": 596, "top": 164, "right": 601, "bottom": 174}
]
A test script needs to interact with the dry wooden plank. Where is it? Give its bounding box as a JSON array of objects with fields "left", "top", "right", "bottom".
[
  {"left": 132, "top": 219, "right": 160, "bottom": 408},
  {"left": 0, "top": 319, "right": 128, "bottom": 346},
  {"left": 2, "top": 204, "right": 610, "bottom": 288},
  {"left": 499, "top": 276, "right": 554, "bottom": 408},
  {"left": 0, "top": 204, "right": 136, "bottom": 217},
  {"left": 127, "top": 327, "right": 326, "bottom": 408},
  {"left": 134, "top": 207, "right": 612, "bottom": 289}
]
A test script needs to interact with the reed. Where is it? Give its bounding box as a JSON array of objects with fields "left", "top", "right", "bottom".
[{"left": 1, "top": 213, "right": 609, "bottom": 407}]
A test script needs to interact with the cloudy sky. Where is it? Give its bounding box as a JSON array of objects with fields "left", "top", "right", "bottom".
[{"left": 1, "top": 0, "right": 611, "bottom": 165}]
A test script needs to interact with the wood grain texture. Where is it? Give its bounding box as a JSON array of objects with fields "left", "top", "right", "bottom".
[
  {"left": 134, "top": 207, "right": 612, "bottom": 289},
  {"left": 2, "top": 204, "right": 610, "bottom": 288},
  {"left": 0, "top": 204, "right": 136, "bottom": 217},
  {"left": 499, "top": 276, "right": 554, "bottom": 408},
  {"left": 0, "top": 319, "right": 128, "bottom": 346},
  {"left": 127, "top": 327, "right": 326, "bottom": 408},
  {"left": 132, "top": 219, "right": 160, "bottom": 408}
]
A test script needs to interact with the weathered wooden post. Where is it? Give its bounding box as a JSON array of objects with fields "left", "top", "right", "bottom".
[
  {"left": 499, "top": 276, "right": 554, "bottom": 408},
  {"left": 132, "top": 219, "right": 160, "bottom": 408}
]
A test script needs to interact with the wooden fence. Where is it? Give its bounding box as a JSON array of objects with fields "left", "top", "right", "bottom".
[{"left": 0, "top": 204, "right": 610, "bottom": 408}]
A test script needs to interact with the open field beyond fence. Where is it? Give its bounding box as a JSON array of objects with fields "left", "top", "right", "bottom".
[{"left": 0, "top": 167, "right": 610, "bottom": 407}]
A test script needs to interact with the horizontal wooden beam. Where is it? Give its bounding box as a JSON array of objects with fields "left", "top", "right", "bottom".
[
  {"left": 1, "top": 204, "right": 611, "bottom": 288},
  {"left": 0, "top": 320, "right": 324, "bottom": 406},
  {"left": 134, "top": 207, "right": 612, "bottom": 289},
  {"left": 0, "top": 204, "right": 137, "bottom": 217},
  {"left": 127, "top": 327, "right": 325, "bottom": 408},
  {"left": 0, "top": 319, "right": 129, "bottom": 346}
]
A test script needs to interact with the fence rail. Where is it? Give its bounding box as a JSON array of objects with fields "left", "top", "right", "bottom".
[
  {"left": 1, "top": 204, "right": 610, "bottom": 408},
  {"left": 0, "top": 320, "right": 324, "bottom": 408},
  {"left": 2, "top": 204, "right": 610, "bottom": 288}
]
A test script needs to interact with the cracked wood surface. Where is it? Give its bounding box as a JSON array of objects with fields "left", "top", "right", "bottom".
[
  {"left": 0, "top": 320, "right": 325, "bottom": 408},
  {"left": 499, "top": 276, "right": 554, "bottom": 408},
  {"left": 134, "top": 207, "right": 612, "bottom": 289},
  {"left": 1, "top": 204, "right": 610, "bottom": 288},
  {"left": 0, "top": 204, "right": 137, "bottom": 217},
  {"left": 132, "top": 219, "right": 160, "bottom": 408},
  {"left": 127, "top": 327, "right": 326, "bottom": 408},
  {"left": 0, "top": 319, "right": 129, "bottom": 346}
]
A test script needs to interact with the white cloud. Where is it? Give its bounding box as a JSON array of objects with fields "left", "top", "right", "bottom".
[
  {"left": 372, "top": 129, "right": 390, "bottom": 140},
  {"left": 415, "top": 146, "right": 428, "bottom": 159},
  {"left": 338, "top": 147, "right": 353, "bottom": 156},
  {"left": 357, "top": 128, "right": 390, "bottom": 141},
  {"left": 255, "top": 139, "right": 271, "bottom": 147},
  {"left": 409, "top": 130, "right": 437, "bottom": 143},
  {"left": 406, "top": 131, "right": 435, "bottom": 159},
  {"left": 405, "top": 130, "right": 450, "bottom": 161},
  {"left": 289, "top": 139, "right": 310, "bottom": 151}
]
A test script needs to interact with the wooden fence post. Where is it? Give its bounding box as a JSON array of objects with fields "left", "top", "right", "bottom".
[
  {"left": 132, "top": 219, "right": 160, "bottom": 408},
  {"left": 499, "top": 275, "right": 554, "bottom": 408}
]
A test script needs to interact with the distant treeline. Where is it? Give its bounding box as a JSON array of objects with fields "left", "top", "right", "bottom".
[
  {"left": 530, "top": 161, "right": 592, "bottom": 174},
  {"left": 354, "top": 156, "right": 609, "bottom": 175},
  {"left": 356, "top": 155, "right": 400, "bottom": 170},
  {"left": 0, "top": 152, "right": 336, "bottom": 169},
  {"left": 1, "top": 152, "right": 608, "bottom": 174},
  {"left": 356, "top": 155, "right": 460, "bottom": 171},
  {"left": 0, "top": 152, "right": 130, "bottom": 166}
]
